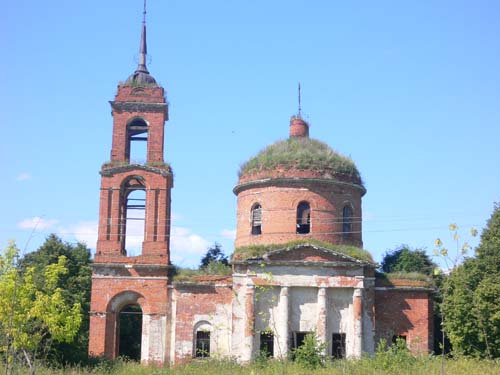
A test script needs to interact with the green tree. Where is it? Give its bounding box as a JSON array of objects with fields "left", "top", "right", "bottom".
[
  {"left": 18, "top": 234, "right": 92, "bottom": 364},
  {"left": 441, "top": 203, "right": 500, "bottom": 358},
  {"left": 0, "top": 240, "right": 82, "bottom": 375},
  {"left": 199, "top": 242, "right": 228, "bottom": 268},
  {"left": 292, "top": 332, "right": 326, "bottom": 370},
  {"left": 381, "top": 245, "right": 436, "bottom": 275}
]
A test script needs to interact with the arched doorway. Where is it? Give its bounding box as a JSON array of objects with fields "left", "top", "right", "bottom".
[{"left": 118, "top": 304, "right": 143, "bottom": 360}]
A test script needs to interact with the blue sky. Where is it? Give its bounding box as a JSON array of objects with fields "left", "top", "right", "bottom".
[{"left": 1, "top": 0, "right": 499, "bottom": 268}]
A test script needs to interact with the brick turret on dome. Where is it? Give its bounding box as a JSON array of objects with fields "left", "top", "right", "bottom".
[
  {"left": 289, "top": 116, "right": 309, "bottom": 138},
  {"left": 234, "top": 115, "right": 365, "bottom": 253}
]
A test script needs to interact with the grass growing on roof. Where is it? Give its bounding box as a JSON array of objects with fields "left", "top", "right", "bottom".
[
  {"left": 233, "top": 238, "right": 374, "bottom": 263},
  {"left": 239, "top": 137, "right": 362, "bottom": 184},
  {"left": 172, "top": 262, "right": 232, "bottom": 282},
  {"left": 375, "top": 271, "right": 434, "bottom": 287}
]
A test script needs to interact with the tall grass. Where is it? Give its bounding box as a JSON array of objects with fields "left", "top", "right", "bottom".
[{"left": 10, "top": 356, "right": 500, "bottom": 375}]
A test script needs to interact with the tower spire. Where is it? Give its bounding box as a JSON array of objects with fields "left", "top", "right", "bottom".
[{"left": 136, "top": 0, "right": 149, "bottom": 74}]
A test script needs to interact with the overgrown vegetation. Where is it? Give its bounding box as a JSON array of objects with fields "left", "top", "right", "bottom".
[
  {"left": 0, "top": 239, "right": 83, "bottom": 375},
  {"left": 118, "top": 80, "right": 158, "bottom": 88},
  {"left": 101, "top": 160, "right": 172, "bottom": 172},
  {"left": 5, "top": 355, "right": 500, "bottom": 375},
  {"left": 18, "top": 235, "right": 92, "bottom": 365},
  {"left": 172, "top": 243, "right": 232, "bottom": 282},
  {"left": 239, "top": 137, "right": 363, "bottom": 185},
  {"left": 172, "top": 263, "right": 232, "bottom": 282},
  {"left": 440, "top": 204, "right": 500, "bottom": 358},
  {"left": 233, "top": 238, "right": 374, "bottom": 263},
  {"left": 291, "top": 332, "right": 327, "bottom": 370}
]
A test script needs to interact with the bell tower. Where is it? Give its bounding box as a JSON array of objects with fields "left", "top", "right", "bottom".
[{"left": 89, "top": 3, "right": 172, "bottom": 363}]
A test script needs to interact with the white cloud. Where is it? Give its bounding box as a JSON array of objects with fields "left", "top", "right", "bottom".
[
  {"left": 220, "top": 228, "right": 236, "bottom": 240},
  {"left": 60, "top": 221, "right": 98, "bottom": 248},
  {"left": 18, "top": 216, "right": 58, "bottom": 230},
  {"left": 16, "top": 173, "right": 31, "bottom": 181},
  {"left": 171, "top": 226, "right": 210, "bottom": 255}
]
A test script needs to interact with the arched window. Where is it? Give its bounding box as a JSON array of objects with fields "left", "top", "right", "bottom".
[
  {"left": 120, "top": 177, "right": 146, "bottom": 255},
  {"left": 342, "top": 205, "right": 353, "bottom": 238},
  {"left": 251, "top": 203, "right": 262, "bottom": 235},
  {"left": 194, "top": 322, "right": 212, "bottom": 358},
  {"left": 296, "top": 201, "right": 311, "bottom": 234},
  {"left": 126, "top": 118, "right": 148, "bottom": 163}
]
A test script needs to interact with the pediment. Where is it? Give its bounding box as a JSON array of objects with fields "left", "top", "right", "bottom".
[{"left": 259, "top": 243, "right": 369, "bottom": 265}]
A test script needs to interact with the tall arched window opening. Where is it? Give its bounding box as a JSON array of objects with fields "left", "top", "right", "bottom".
[
  {"left": 342, "top": 205, "right": 353, "bottom": 238},
  {"left": 118, "top": 304, "right": 143, "bottom": 361},
  {"left": 296, "top": 201, "right": 311, "bottom": 234},
  {"left": 120, "top": 177, "right": 146, "bottom": 255},
  {"left": 126, "top": 118, "right": 148, "bottom": 163},
  {"left": 251, "top": 203, "right": 262, "bottom": 235},
  {"left": 194, "top": 322, "right": 212, "bottom": 358}
]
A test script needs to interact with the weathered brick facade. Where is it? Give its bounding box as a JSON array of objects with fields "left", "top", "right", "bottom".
[{"left": 88, "top": 14, "right": 434, "bottom": 364}]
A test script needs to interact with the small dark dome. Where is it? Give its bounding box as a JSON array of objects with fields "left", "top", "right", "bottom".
[
  {"left": 239, "top": 137, "right": 363, "bottom": 186},
  {"left": 124, "top": 71, "right": 158, "bottom": 86}
]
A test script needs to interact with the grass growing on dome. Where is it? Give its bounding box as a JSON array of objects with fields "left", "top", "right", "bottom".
[
  {"left": 232, "top": 238, "right": 374, "bottom": 263},
  {"left": 239, "top": 138, "right": 362, "bottom": 184}
]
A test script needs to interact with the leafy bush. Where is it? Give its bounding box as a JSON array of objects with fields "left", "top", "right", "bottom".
[
  {"left": 371, "top": 338, "right": 416, "bottom": 372},
  {"left": 292, "top": 332, "right": 327, "bottom": 370}
]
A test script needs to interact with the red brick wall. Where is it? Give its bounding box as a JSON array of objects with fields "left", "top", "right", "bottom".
[
  {"left": 289, "top": 117, "right": 309, "bottom": 138},
  {"left": 110, "top": 85, "right": 168, "bottom": 163},
  {"left": 374, "top": 288, "right": 433, "bottom": 354},
  {"left": 173, "top": 284, "right": 233, "bottom": 362},
  {"left": 95, "top": 168, "right": 172, "bottom": 264},
  {"left": 89, "top": 267, "right": 168, "bottom": 358},
  {"left": 234, "top": 178, "right": 363, "bottom": 248}
]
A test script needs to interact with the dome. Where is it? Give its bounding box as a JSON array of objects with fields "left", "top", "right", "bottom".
[
  {"left": 124, "top": 71, "right": 158, "bottom": 86},
  {"left": 238, "top": 137, "right": 363, "bottom": 186}
]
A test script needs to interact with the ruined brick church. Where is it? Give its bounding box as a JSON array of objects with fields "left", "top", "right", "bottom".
[{"left": 88, "top": 10, "right": 433, "bottom": 364}]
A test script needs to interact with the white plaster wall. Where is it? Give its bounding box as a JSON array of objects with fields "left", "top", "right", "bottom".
[
  {"left": 231, "top": 274, "right": 251, "bottom": 361},
  {"left": 193, "top": 303, "right": 232, "bottom": 358},
  {"left": 141, "top": 314, "right": 167, "bottom": 363},
  {"left": 362, "top": 278, "right": 376, "bottom": 354},
  {"left": 326, "top": 288, "right": 353, "bottom": 357},
  {"left": 249, "top": 265, "right": 365, "bottom": 288},
  {"left": 254, "top": 286, "right": 281, "bottom": 356},
  {"left": 290, "top": 287, "right": 318, "bottom": 333}
]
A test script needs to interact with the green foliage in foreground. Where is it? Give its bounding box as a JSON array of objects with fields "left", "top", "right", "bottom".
[
  {"left": 291, "top": 332, "right": 327, "bottom": 369},
  {"left": 239, "top": 137, "right": 362, "bottom": 184},
  {"left": 7, "top": 356, "right": 500, "bottom": 375},
  {"left": 443, "top": 204, "right": 500, "bottom": 358},
  {"left": 233, "top": 238, "right": 374, "bottom": 263},
  {"left": 0, "top": 241, "right": 82, "bottom": 374},
  {"left": 19, "top": 234, "right": 92, "bottom": 365}
]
